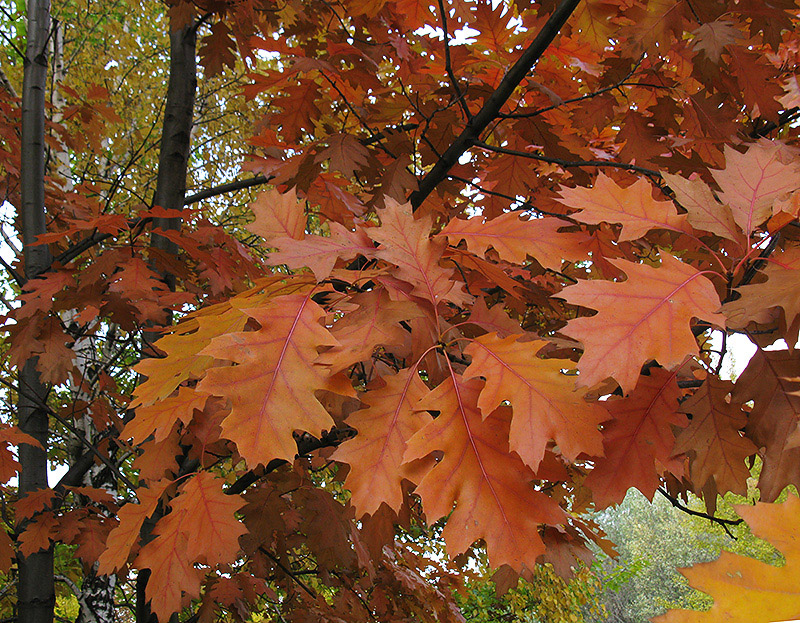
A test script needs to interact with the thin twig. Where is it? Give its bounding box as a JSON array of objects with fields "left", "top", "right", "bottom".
[
  {"left": 259, "top": 547, "right": 316, "bottom": 598},
  {"left": 0, "top": 377, "right": 136, "bottom": 494},
  {"left": 657, "top": 487, "right": 742, "bottom": 538},
  {"left": 472, "top": 140, "right": 662, "bottom": 177},
  {"left": 0, "top": 255, "right": 24, "bottom": 287},
  {"left": 437, "top": 0, "right": 471, "bottom": 121},
  {"left": 497, "top": 54, "right": 649, "bottom": 120}
]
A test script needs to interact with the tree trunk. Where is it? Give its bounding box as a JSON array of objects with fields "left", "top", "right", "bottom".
[
  {"left": 49, "top": 18, "right": 118, "bottom": 621},
  {"left": 136, "top": 18, "right": 196, "bottom": 623},
  {"left": 18, "top": 0, "right": 54, "bottom": 622},
  {"left": 147, "top": 19, "right": 197, "bottom": 290}
]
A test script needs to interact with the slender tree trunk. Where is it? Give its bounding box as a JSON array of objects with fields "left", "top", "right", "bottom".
[
  {"left": 65, "top": 313, "right": 117, "bottom": 623},
  {"left": 18, "top": 0, "right": 54, "bottom": 623},
  {"left": 136, "top": 18, "right": 196, "bottom": 623},
  {"left": 146, "top": 19, "right": 197, "bottom": 290},
  {"left": 49, "top": 18, "right": 118, "bottom": 621}
]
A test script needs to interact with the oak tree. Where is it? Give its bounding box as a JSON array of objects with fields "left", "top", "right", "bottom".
[{"left": 4, "top": 0, "right": 800, "bottom": 622}]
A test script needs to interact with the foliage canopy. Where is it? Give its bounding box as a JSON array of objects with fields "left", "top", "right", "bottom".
[{"left": 4, "top": 0, "right": 800, "bottom": 621}]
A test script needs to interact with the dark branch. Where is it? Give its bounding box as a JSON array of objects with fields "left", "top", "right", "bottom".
[
  {"left": 184, "top": 174, "right": 272, "bottom": 205},
  {"left": 437, "top": 0, "right": 471, "bottom": 121},
  {"left": 497, "top": 54, "right": 648, "bottom": 120},
  {"left": 409, "top": 0, "right": 582, "bottom": 211},
  {"left": 226, "top": 426, "right": 355, "bottom": 495},
  {"left": 0, "top": 254, "right": 24, "bottom": 287},
  {"left": 472, "top": 140, "right": 662, "bottom": 177},
  {"left": 657, "top": 487, "right": 742, "bottom": 538}
]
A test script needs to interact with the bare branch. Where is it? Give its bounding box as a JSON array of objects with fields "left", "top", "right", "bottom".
[
  {"left": 657, "top": 487, "right": 743, "bottom": 538},
  {"left": 472, "top": 140, "right": 662, "bottom": 177}
]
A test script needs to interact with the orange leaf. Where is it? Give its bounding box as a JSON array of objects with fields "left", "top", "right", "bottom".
[
  {"left": 369, "top": 199, "right": 471, "bottom": 308},
  {"left": 661, "top": 172, "right": 740, "bottom": 242},
  {"left": 18, "top": 511, "right": 58, "bottom": 557},
  {"left": 585, "top": 368, "right": 685, "bottom": 508},
  {"left": 333, "top": 369, "right": 430, "bottom": 516},
  {"left": 690, "top": 19, "right": 742, "bottom": 63},
  {"left": 560, "top": 253, "right": 725, "bottom": 394},
  {"left": 674, "top": 377, "right": 756, "bottom": 496},
  {"left": 317, "top": 289, "right": 422, "bottom": 373},
  {"left": 97, "top": 480, "right": 170, "bottom": 575},
  {"left": 711, "top": 141, "right": 800, "bottom": 236},
  {"left": 266, "top": 222, "right": 375, "bottom": 281},
  {"left": 132, "top": 276, "right": 300, "bottom": 408},
  {"left": 463, "top": 334, "right": 606, "bottom": 469},
  {"left": 724, "top": 246, "right": 800, "bottom": 331},
  {"left": 134, "top": 515, "right": 203, "bottom": 619},
  {"left": 439, "top": 213, "right": 590, "bottom": 270},
  {"left": 165, "top": 471, "right": 247, "bottom": 566},
  {"left": 246, "top": 187, "right": 307, "bottom": 244},
  {"left": 404, "top": 376, "right": 564, "bottom": 570},
  {"left": 315, "top": 133, "right": 371, "bottom": 179},
  {"left": 731, "top": 348, "right": 800, "bottom": 501},
  {"left": 124, "top": 387, "right": 207, "bottom": 444},
  {"left": 135, "top": 473, "right": 246, "bottom": 621},
  {"left": 655, "top": 493, "right": 800, "bottom": 622},
  {"left": 16, "top": 488, "right": 57, "bottom": 518},
  {"left": 556, "top": 172, "right": 686, "bottom": 241},
  {"left": 197, "top": 293, "right": 340, "bottom": 465},
  {"left": 132, "top": 306, "right": 249, "bottom": 408}
]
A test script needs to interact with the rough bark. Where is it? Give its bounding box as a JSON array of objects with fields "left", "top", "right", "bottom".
[
  {"left": 64, "top": 312, "right": 117, "bottom": 623},
  {"left": 18, "top": 0, "right": 55, "bottom": 622},
  {"left": 136, "top": 19, "right": 197, "bottom": 623}
]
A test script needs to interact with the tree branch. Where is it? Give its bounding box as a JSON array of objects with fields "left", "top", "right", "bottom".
[
  {"left": 226, "top": 426, "right": 355, "bottom": 495},
  {"left": 436, "top": 0, "right": 471, "bottom": 121},
  {"left": 0, "top": 254, "right": 24, "bottom": 287},
  {"left": 183, "top": 174, "right": 272, "bottom": 205},
  {"left": 409, "top": 0, "right": 582, "bottom": 210},
  {"left": 496, "top": 54, "right": 651, "bottom": 119},
  {"left": 657, "top": 487, "right": 742, "bottom": 538},
  {"left": 472, "top": 140, "right": 662, "bottom": 177}
]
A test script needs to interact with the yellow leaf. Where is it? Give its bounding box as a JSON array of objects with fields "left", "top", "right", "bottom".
[{"left": 654, "top": 493, "right": 800, "bottom": 622}]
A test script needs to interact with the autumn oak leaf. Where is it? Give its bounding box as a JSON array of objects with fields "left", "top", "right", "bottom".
[
  {"left": 661, "top": 172, "right": 741, "bottom": 242},
  {"left": 585, "top": 368, "right": 686, "bottom": 508},
  {"left": 556, "top": 172, "right": 686, "bottom": 241},
  {"left": 333, "top": 369, "right": 431, "bottom": 517},
  {"left": 315, "top": 133, "right": 371, "bottom": 179},
  {"left": 266, "top": 222, "right": 376, "bottom": 281},
  {"left": 135, "top": 473, "right": 246, "bottom": 620},
  {"left": 246, "top": 187, "right": 307, "bottom": 244},
  {"left": 560, "top": 253, "right": 725, "bottom": 394},
  {"left": 316, "top": 289, "right": 422, "bottom": 373},
  {"left": 731, "top": 348, "right": 800, "bottom": 501},
  {"left": 369, "top": 200, "right": 471, "bottom": 308},
  {"left": 196, "top": 293, "right": 341, "bottom": 466},
  {"left": 97, "top": 480, "right": 170, "bottom": 575},
  {"left": 673, "top": 376, "right": 756, "bottom": 496},
  {"left": 463, "top": 334, "right": 606, "bottom": 470},
  {"left": 438, "top": 213, "right": 589, "bottom": 271},
  {"left": 723, "top": 246, "right": 800, "bottom": 332},
  {"left": 655, "top": 493, "right": 800, "bottom": 623},
  {"left": 403, "top": 376, "right": 565, "bottom": 570},
  {"left": 711, "top": 141, "right": 800, "bottom": 236}
]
